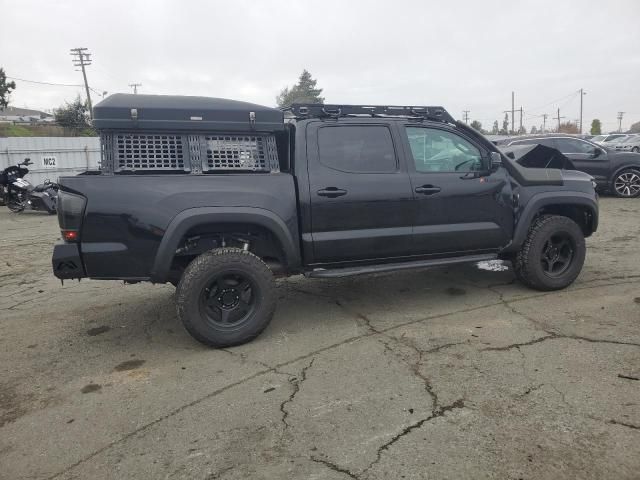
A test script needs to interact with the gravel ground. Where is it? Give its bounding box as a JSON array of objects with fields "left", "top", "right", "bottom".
[{"left": 1, "top": 197, "right": 639, "bottom": 480}]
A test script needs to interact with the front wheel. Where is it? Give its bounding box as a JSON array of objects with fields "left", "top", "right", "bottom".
[
  {"left": 175, "top": 248, "right": 276, "bottom": 347},
  {"left": 514, "top": 215, "right": 586, "bottom": 291},
  {"left": 632, "top": 147, "right": 639, "bottom": 153},
  {"left": 611, "top": 169, "right": 640, "bottom": 198}
]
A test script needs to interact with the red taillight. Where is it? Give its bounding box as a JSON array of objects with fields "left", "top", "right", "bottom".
[{"left": 62, "top": 230, "right": 78, "bottom": 242}]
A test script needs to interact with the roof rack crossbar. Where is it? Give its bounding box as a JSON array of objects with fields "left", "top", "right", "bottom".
[{"left": 285, "top": 103, "right": 455, "bottom": 124}]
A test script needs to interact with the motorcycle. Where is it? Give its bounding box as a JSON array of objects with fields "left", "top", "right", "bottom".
[{"left": 0, "top": 158, "right": 59, "bottom": 214}]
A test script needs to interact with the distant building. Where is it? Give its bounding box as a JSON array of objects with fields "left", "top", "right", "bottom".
[{"left": 0, "top": 106, "right": 53, "bottom": 124}]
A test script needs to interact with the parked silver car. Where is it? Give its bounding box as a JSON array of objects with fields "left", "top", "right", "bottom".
[
  {"left": 614, "top": 135, "right": 640, "bottom": 153},
  {"left": 591, "top": 133, "right": 627, "bottom": 145}
]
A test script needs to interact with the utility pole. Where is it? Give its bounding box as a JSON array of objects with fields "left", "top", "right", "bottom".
[
  {"left": 511, "top": 91, "right": 515, "bottom": 134},
  {"left": 519, "top": 106, "right": 523, "bottom": 134},
  {"left": 128, "top": 83, "right": 142, "bottom": 94},
  {"left": 542, "top": 113, "right": 548, "bottom": 133},
  {"left": 462, "top": 110, "right": 470, "bottom": 124},
  {"left": 617, "top": 112, "right": 625, "bottom": 132},
  {"left": 556, "top": 108, "right": 565, "bottom": 132},
  {"left": 579, "top": 88, "right": 586, "bottom": 134},
  {"left": 70, "top": 47, "right": 93, "bottom": 119}
]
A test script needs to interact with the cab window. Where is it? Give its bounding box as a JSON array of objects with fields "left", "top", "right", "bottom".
[{"left": 406, "top": 127, "right": 484, "bottom": 173}]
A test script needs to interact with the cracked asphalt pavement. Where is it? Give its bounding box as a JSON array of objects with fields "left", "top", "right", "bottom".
[{"left": 1, "top": 197, "right": 639, "bottom": 480}]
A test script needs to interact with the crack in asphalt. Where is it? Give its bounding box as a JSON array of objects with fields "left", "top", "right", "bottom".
[
  {"left": 310, "top": 456, "right": 360, "bottom": 479},
  {"left": 44, "top": 276, "right": 640, "bottom": 478},
  {"left": 364, "top": 399, "right": 466, "bottom": 474},
  {"left": 482, "top": 334, "right": 640, "bottom": 352},
  {"left": 608, "top": 419, "right": 640, "bottom": 431},
  {"left": 43, "top": 367, "right": 275, "bottom": 480},
  {"left": 280, "top": 358, "right": 315, "bottom": 430}
]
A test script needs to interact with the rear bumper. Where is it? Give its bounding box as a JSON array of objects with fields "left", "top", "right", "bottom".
[{"left": 52, "top": 242, "right": 86, "bottom": 279}]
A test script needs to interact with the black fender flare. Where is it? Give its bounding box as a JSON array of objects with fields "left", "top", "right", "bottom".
[
  {"left": 503, "top": 191, "right": 599, "bottom": 253},
  {"left": 150, "top": 206, "right": 301, "bottom": 282}
]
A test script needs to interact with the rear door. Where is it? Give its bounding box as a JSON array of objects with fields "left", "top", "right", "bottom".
[
  {"left": 402, "top": 125, "right": 513, "bottom": 255},
  {"left": 306, "top": 122, "right": 414, "bottom": 264},
  {"left": 550, "top": 137, "right": 610, "bottom": 184}
]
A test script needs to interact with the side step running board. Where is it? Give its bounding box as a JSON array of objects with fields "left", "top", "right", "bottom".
[{"left": 305, "top": 254, "right": 498, "bottom": 279}]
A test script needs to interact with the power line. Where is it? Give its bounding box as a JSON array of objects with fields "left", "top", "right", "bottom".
[
  {"left": 7, "top": 76, "right": 83, "bottom": 87},
  {"left": 129, "top": 83, "right": 142, "bottom": 94},
  {"left": 70, "top": 47, "right": 93, "bottom": 119}
]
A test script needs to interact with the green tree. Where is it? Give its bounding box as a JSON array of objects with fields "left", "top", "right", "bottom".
[
  {"left": 500, "top": 113, "right": 510, "bottom": 135},
  {"left": 491, "top": 120, "right": 499, "bottom": 135},
  {"left": 54, "top": 96, "right": 92, "bottom": 134},
  {"left": 0, "top": 68, "right": 17, "bottom": 109},
  {"left": 470, "top": 120, "right": 484, "bottom": 133},
  {"left": 628, "top": 121, "right": 640, "bottom": 133},
  {"left": 530, "top": 125, "right": 538, "bottom": 134},
  {"left": 590, "top": 119, "right": 602, "bottom": 135},
  {"left": 276, "top": 69, "right": 324, "bottom": 107}
]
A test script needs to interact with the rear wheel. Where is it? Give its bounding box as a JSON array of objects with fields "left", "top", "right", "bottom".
[
  {"left": 632, "top": 146, "right": 639, "bottom": 153},
  {"left": 514, "top": 215, "right": 586, "bottom": 291},
  {"left": 611, "top": 169, "right": 640, "bottom": 198},
  {"left": 175, "top": 248, "right": 276, "bottom": 347},
  {"left": 7, "top": 199, "right": 24, "bottom": 213}
]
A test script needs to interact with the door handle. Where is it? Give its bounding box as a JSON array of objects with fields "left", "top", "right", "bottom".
[
  {"left": 415, "top": 185, "right": 441, "bottom": 195},
  {"left": 317, "top": 187, "right": 347, "bottom": 198}
]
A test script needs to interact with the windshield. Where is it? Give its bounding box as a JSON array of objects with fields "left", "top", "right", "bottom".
[{"left": 591, "top": 135, "right": 606, "bottom": 142}]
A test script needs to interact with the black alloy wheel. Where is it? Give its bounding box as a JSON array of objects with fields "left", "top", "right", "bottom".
[
  {"left": 540, "top": 233, "right": 575, "bottom": 278},
  {"left": 200, "top": 272, "right": 258, "bottom": 329}
]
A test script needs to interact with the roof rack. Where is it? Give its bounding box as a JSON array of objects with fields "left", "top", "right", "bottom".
[{"left": 285, "top": 103, "right": 455, "bottom": 124}]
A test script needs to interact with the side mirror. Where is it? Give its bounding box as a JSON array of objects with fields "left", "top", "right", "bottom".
[
  {"left": 490, "top": 151, "right": 502, "bottom": 170},
  {"left": 592, "top": 147, "right": 604, "bottom": 158},
  {"left": 22, "top": 158, "right": 33, "bottom": 166}
]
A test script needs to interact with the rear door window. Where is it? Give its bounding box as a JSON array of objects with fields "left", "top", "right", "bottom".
[
  {"left": 317, "top": 125, "right": 397, "bottom": 173},
  {"left": 553, "top": 138, "right": 597, "bottom": 154}
]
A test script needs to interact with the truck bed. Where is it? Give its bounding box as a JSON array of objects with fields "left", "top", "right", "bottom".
[{"left": 59, "top": 173, "right": 298, "bottom": 279}]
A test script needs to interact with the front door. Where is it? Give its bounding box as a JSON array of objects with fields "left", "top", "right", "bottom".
[
  {"left": 550, "top": 137, "right": 610, "bottom": 185},
  {"left": 401, "top": 125, "right": 513, "bottom": 255},
  {"left": 307, "top": 122, "right": 414, "bottom": 264}
]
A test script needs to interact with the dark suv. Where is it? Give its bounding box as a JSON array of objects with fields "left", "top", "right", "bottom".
[
  {"left": 52, "top": 95, "right": 599, "bottom": 347},
  {"left": 499, "top": 135, "right": 640, "bottom": 198}
]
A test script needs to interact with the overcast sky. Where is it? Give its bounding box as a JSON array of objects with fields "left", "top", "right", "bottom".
[{"left": 2, "top": 0, "right": 639, "bottom": 132}]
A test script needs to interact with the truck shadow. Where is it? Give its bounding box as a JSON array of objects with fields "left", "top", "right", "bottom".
[{"left": 74, "top": 262, "right": 519, "bottom": 356}]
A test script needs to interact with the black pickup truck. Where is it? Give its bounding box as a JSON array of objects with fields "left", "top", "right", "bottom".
[{"left": 52, "top": 94, "right": 598, "bottom": 347}]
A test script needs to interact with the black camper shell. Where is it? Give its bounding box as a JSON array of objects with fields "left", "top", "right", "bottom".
[
  {"left": 93, "top": 94, "right": 285, "bottom": 133},
  {"left": 93, "top": 94, "right": 285, "bottom": 174}
]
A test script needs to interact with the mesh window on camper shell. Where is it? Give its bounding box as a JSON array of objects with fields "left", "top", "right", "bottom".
[
  {"left": 205, "top": 135, "right": 278, "bottom": 171},
  {"left": 116, "top": 134, "right": 185, "bottom": 170}
]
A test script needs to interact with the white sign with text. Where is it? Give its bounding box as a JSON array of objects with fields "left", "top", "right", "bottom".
[{"left": 41, "top": 156, "right": 57, "bottom": 169}]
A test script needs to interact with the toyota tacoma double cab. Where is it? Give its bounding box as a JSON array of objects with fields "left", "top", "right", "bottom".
[{"left": 52, "top": 94, "right": 598, "bottom": 347}]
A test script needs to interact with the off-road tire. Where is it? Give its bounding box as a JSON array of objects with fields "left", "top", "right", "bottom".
[
  {"left": 514, "top": 215, "right": 585, "bottom": 291},
  {"left": 176, "top": 248, "right": 276, "bottom": 347}
]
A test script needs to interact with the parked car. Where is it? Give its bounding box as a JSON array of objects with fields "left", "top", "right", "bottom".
[
  {"left": 52, "top": 94, "right": 598, "bottom": 347},
  {"left": 614, "top": 135, "right": 640, "bottom": 153},
  {"left": 499, "top": 135, "right": 640, "bottom": 197},
  {"left": 591, "top": 133, "right": 627, "bottom": 145}
]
